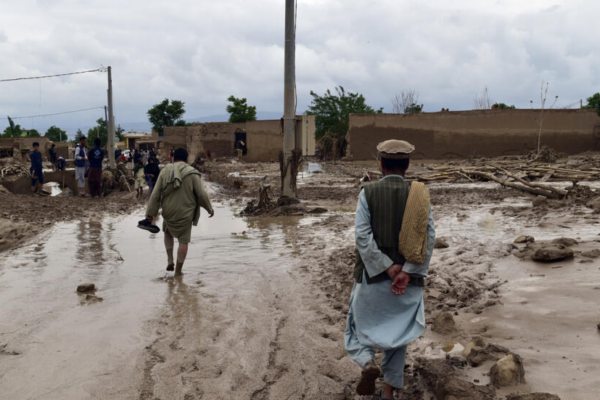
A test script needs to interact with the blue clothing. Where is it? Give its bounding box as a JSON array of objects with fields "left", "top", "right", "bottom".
[
  {"left": 345, "top": 174, "right": 436, "bottom": 388},
  {"left": 89, "top": 146, "right": 104, "bottom": 168},
  {"left": 30, "top": 151, "right": 43, "bottom": 170},
  {"left": 75, "top": 145, "right": 87, "bottom": 167}
]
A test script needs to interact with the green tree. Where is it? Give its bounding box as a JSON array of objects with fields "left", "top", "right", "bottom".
[
  {"left": 498, "top": 103, "right": 516, "bottom": 109},
  {"left": 44, "top": 125, "right": 66, "bottom": 142},
  {"left": 87, "top": 119, "right": 108, "bottom": 146},
  {"left": 1, "top": 124, "right": 22, "bottom": 137},
  {"left": 147, "top": 98, "right": 186, "bottom": 135},
  {"left": 405, "top": 103, "right": 423, "bottom": 114},
  {"left": 307, "top": 86, "right": 383, "bottom": 139},
  {"left": 226, "top": 95, "right": 257, "bottom": 123},
  {"left": 583, "top": 93, "right": 600, "bottom": 116}
]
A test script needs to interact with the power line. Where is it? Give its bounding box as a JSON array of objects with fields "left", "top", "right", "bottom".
[
  {"left": 0, "top": 68, "right": 106, "bottom": 83},
  {"left": 10, "top": 106, "right": 105, "bottom": 120}
]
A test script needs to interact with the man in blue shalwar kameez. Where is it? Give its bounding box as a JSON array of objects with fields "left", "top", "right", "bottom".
[{"left": 345, "top": 140, "right": 436, "bottom": 399}]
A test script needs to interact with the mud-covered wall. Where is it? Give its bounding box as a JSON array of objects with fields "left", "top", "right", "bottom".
[
  {"left": 346, "top": 109, "right": 600, "bottom": 160},
  {"left": 2, "top": 170, "right": 83, "bottom": 195},
  {"left": 245, "top": 120, "right": 282, "bottom": 162},
  {"left": 164, "top": 120, "right": 283, "bottom": 162}
]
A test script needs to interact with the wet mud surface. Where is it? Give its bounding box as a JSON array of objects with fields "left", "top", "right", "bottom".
[{"left": 2, "top": 158, "right": 600, "bottom": 399}]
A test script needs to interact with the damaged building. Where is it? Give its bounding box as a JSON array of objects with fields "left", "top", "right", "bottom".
[{"left": 162, "top": 115, "right": 316, "bottom": 162}]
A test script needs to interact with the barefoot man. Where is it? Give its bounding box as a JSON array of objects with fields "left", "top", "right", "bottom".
[
  {"left": 142, "top": 148, "right": 214, "bottom": 276},
  {"left": 345, "top": 140, "right": 436, "bottom": 399}
]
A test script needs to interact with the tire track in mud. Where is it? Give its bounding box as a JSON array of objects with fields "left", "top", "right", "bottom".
[{"left": 250, "top": 314, "right": 289, "bottom": 400}]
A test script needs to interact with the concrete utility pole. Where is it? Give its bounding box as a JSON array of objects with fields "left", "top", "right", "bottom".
[
  {"left": 282, "top": 0, "right": 297, "bottom": 198},
  {"left": 107, "top": 66, "right": 116, "bottom": 169}
]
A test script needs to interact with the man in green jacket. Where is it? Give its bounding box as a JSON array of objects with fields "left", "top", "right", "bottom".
[{"left": 142, "top": 148, "right": 214, "bottom": 276}]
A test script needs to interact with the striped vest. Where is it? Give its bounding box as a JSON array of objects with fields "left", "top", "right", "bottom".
[{"left": 354, "top": 176, "right": 409, "bottom": 284}]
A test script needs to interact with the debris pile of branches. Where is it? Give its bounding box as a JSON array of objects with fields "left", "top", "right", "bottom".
[
  {"left": 242, "top": 185, "right": 327, "bottom": 217},
  {"left": 414, "top": 162, "right": 600, "bottom": 199},
  {"left": 1, "top": 164, "right": 31, "bottom": 180},
  {"left": 526, "top": 146, "right": 562, "bottom": 163}
]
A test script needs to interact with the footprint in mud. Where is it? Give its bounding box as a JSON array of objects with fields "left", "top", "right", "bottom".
[{"left": 0, "top": 344, "right": 21, "bottom": 356}]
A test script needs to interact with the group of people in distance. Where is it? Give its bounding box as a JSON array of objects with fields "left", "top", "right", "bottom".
[{"left": 30, "top": 137, "right": 160, "bottom": 198}]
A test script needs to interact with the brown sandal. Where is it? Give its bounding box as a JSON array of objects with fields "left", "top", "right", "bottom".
[{"left": 356, "top": 361, "right": 381, "bottom": 396}]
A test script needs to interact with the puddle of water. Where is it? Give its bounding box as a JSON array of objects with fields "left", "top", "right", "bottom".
[{"left": 0, "top": 202, "right": 325, "bottom": 399}]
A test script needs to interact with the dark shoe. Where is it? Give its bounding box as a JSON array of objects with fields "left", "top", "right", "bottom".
[
  {"left": 356, "top": 361, "right": 381, "bottom": 396},
  {"left": 138, "top": 218, "right": 160, "bottom": 234}
]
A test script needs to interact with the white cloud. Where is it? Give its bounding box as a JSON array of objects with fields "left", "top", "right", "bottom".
[{"left": 0, "top": 0, "right": 598, "bottom": 137}]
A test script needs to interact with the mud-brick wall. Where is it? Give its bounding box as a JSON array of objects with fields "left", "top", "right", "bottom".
[
  {"left": 201, "top": 122, "right": 245, "bottom": 158},
  {"left": 245, "top": 120, "right": 282, "bottom": 162},
  {"left": 345, "top": 109, "right": 600, "bottom": 160}
]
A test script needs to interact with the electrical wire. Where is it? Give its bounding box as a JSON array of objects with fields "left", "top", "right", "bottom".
[
  {"left": 11, "top": 106, "right": 105, "bottom": 120},
  {"left": 0, "top": 68, "right": 106, "bottom": 83}
]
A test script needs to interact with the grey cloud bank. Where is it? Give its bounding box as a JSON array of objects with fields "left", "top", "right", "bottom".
[{"left": 0, "top": 0, "right": 598, "bottom": 137}]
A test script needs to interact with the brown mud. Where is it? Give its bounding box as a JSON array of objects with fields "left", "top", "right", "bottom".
[{"left": 1, "top": 156, "right": 600, "bottom": 399}]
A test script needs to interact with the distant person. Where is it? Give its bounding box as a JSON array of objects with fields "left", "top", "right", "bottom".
[
  {"left": 206, "top": 149, "right": 211, "bottom": 159},
  {"left": 236, "top": 140, "right": 245, "bottom": 160},
  {"left": 114, "top": 147, "right": 121, "bottom": 160},
  {"left": 140, "top": 148, "right": 214, "bottom": 276},
  {"left": 142, "top": 149, "right": 149, "bottom": 166},
  {"left": 169, "top": 146, "right": 175, "bottom": 163},
  {"left": 75, "top": 136, "right": 88, "bottom": 197},
  {"left": 133, "top": 157, "right": 146, "bottom": 198},
  {"left": 88, "top": 138, "right": 104, "bottom": 198},
  {"left": 150, "top": 147, "right": 156, "bottom": 160},
  {"left": 30, "top": 142, "right": 44, "bottom": 196},
  {"left": 56, "top": 156, "right": 66, "bottom": 171},
  {"left": 134, "top": 149, "right": 142, "bottom": 164},
  {"left": 49, "top": 144, "right": 57, "bottom": 169},
  {"left": 144, "top": 156, "right": 160, "bottom": 195}
]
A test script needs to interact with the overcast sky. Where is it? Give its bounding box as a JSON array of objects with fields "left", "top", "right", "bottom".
[{"left": 0, "top": 0, "right": 599, "bottom": 136}]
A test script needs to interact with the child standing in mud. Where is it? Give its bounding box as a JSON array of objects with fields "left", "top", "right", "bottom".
[
  {"left": 345, "top": 140, "right": 435, "bottom": 399},
  {"left": 133, "top": 157, "right": 145, "bottom": 198}
]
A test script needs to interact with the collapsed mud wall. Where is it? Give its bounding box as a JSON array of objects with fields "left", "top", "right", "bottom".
[{"left": 345, "top": 109, "right": 600, "bottom": 160}]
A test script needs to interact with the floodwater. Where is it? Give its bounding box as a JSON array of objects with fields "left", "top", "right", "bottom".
[{"left": 0, "top": 203, "right": 338, "bottom": 399}]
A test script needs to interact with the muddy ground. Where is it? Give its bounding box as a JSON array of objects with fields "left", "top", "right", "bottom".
[{"left": 1, "top": 156, "right": 600, "bottom": 399}]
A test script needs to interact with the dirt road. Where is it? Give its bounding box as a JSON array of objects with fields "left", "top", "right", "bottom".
[{"left": 2, "top": 158, "right": 600, "bottom": 399}]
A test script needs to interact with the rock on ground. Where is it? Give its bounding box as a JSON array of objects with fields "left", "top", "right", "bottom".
[
  {"left": 77, "top": 283, "right": 96, "bottom": 293},
  {"left": 490, "top": 353, "right": 526, "bottom": 387},
  {"left": 435, "top": 238, "right": 450, "bottom": 249},
  {"left": 466, "top": 344, "right": 510, "bottom": 367},
  {"left": 432, "top": 312, "right": 456, "bottom": 334},
  {"left": 417, "top": 359, "right": 496, "bottom": 400},
  {"left": 514, "top": 235, "right": 535, "bottom": 244},
  {"left": 586, "top": 197, "right": 600, "bottom": 213},
  {"left": 551, "top": 237, "right": 578, "bottom": 247},
  {"left": 532, "top": 246, "right": 574, "bottom": 263}
]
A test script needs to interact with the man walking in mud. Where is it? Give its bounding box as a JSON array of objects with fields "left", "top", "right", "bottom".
[
  {"left": 345, "top": 140, "right": 436, "bottom": 399},
  {"left": 141, "top": 148, "right": 214, "bottom": 276}
]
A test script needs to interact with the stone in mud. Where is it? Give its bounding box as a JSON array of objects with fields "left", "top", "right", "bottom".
[
  {"left": 514, "top": 235, "right": 535, "bottom": 244},
  {"left": 532, "top": 197, "right": 548, "bottom": 208},
  {"left": 581, "top": 249, "right": 600, "bottom": 259},
  {"left": 417, "top": 359, "right": 496, "bottom": 400},
  {"left": 308, "top": 207, "right": 328, "bottom": 214},
  {"left": 532, "top": 246, "right": 574, "bottom": 263},
  {"left": 432, "top": 312, "right": 456, "bottom": 334},
  {"left": 552, "top": 237, "right": 578, "bottom": 247},
  {"left": 490, "top": 353, "right": 525, "bottom": 387},
  {"left": 586, "top": 197, "right": 600, "bottom": 213},
  {"left": 435, "top": 238, "right": 450, "bottom": 249},
  {"left": 77, "top": 283, "right": 96, "bottom": 293},
  {"left": 462, "top": 336, "right": 486, "bottom": 358},
  {"left": 467, "top": 344, "right": 510, "bottom": 367},
  {"left": 507, "top": 393, "right": 560, "bottom": 400}
]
